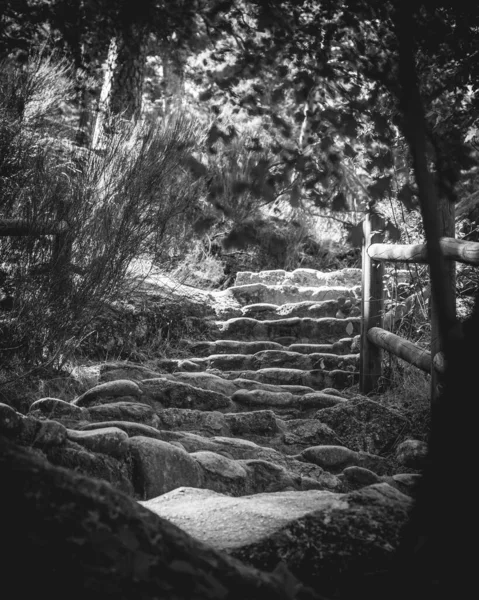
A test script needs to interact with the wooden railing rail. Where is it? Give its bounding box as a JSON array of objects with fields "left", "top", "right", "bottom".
[
  {"left": 368, "top": 237, "right": 479, "bottom": 266},
  {"left": 0, "top": 219, "right": 69, "bottom": 237},
  {"left": 360, "top": 210, "right": 479, "bottom": 402},
  {"left": 0, "top": 219, "right": 72, "bottom": 299}
]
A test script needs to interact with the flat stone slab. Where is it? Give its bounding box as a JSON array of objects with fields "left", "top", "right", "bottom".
[
  {"left": 142, "top": 484, "right": 411, "bottom": 594},
  {"left": 142, "top": 488, "right": 350, "bottom": 550}
]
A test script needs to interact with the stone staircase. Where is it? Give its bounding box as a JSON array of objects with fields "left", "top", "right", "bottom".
[
  {"left": 0, "top": 266, "right": 427, "bottom": 597},
  {"left": 161, "top": 267, "right": 362, "bottom": 392}
]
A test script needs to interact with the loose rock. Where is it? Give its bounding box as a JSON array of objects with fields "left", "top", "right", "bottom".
[
  {"left": 128, "top": 436, "right": 202, "bottom": 499},
  {"left": 88, "top": 401, "right": 160, "bottom": 428},
  {"left": 316, "top": 396, "right": 408, "bottom": 454},
  {"left": 74, "top": 380, "right": 142, "bottom": 407},
  {"left": 66, "top": 427, "right": 129, "bottom": 458},
  {"left": 0, "top": 403, "right": 23, "bottom": 435},
  {"left": 141, "top": 377, "right": 233, "bottom": 411},
  {"left": 395, "top": 439, "right": 429, "bottom": 470}
]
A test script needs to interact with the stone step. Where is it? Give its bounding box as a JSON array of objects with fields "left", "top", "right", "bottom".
[
  {"left": 235, "top": 267, "right": 363, "bottom": 288},
  {"left": 290, "top": 338, "right": 358, "bottom": 355},
  {"left": 227, "top": 378, "right": 317, "bottom": 396},
  {"left": 182, "top": 338, "right": 358, "bottom": 357},
  {"left": 177, "top": 351, "right": 359, "bottom": 373},
  {"left": 151, "top": 407, "right": 344, "bottom": 455},
  {"left": 231, "top": 389, "right": 349, "bottom": 419},
  {"left": 213, "top": 316, "right": 361, "bottom": 344},
  {"left": 221, "top": 367, "right": 359, "bottom": 391},
  {"left": 161, "top": 371, "right": 316, "bottom": 396},
  {"left": 97, "top": 366, "right": 320, "bottom": 398},
  {"left": 235, "top": 266, "right": 410, "bottom": 288},
  {"left": 227, "top": 283, "right": 360, "bottom": 307},
  {"left": 76, "top": 371, "right": 354, "bottom": 419},
  {"left": 181, "top": 340, "right": 285, "bottom": 357},
  {"left": 89, "top": 369, "right": 356, "bottom": 419},
  {"left": 240, "top": 298, "right": 360, "bottom": 320}
]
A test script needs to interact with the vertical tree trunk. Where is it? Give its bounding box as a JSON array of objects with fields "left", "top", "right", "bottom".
[
  {"left": 161, "top": 50, "right": 185, "bottom": 114},
  {"left": 429, "top": 197, "right": 455, "bottom": 404},
  {"left": 76, "top": 84, "right": 96, "bottom": 148},
  {"left": 392, "top": 6, "right": 467, "bottom": 599},
  {"left": 109, "top": 25, "right": 149, "bottom": 120},
  {"left": 91, "top": 24, "right": 148, "bottom": 149},
  {"left": 74, "top": 42, "right": 101, "bottom": 149},
  {"left": 360, "top": 209, "right": 384, "bottom": 394}
]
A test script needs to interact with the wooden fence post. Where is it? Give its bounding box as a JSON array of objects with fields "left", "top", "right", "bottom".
[
  {"left": 430, "top": 196, "right": 455, "bottom": 405},
  {"left": 360, "top": 210, "right": 384, "bottom": 394},
  {"left": 51, "top": 201, "right": 73, "bottom": 302}
]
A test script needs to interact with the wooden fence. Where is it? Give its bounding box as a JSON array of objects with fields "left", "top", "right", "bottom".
[
  {"left": 0, "top": 218, "right": 70, "bottom": 287},
  {"left": 360, "top": 209, "right": 479, "bottom": 403}
]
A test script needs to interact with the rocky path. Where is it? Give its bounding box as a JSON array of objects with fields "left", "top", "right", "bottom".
[{"left": 0, "top": 266, "right": 428, "bottom": 596}]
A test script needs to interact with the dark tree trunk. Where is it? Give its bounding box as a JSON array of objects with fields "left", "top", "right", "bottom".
[
  {"left": 92, "top": 23, "right": 148, "bottom": 149},
  {"left": 387, "top": 5, "right": 476, "bottom": 599}
]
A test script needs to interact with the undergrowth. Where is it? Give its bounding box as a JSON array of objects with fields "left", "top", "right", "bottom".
[
  {"left": 0, "top": 53, "right": 206, "bottom": 369},
  {"left": 378, "top": 360, "right": 431, "bottom": 438},
  {"left": 0, "top": 362, "right": 89, "bottom": 414}
]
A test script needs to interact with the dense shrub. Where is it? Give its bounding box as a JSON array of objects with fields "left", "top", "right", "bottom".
[{"left": 0, "top": 53, "right": 205, "bottom": 367}]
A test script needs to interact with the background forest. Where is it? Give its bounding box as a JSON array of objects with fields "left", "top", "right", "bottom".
[{"left": 1, "top": 0, "right": 479, "bottom": 391}]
